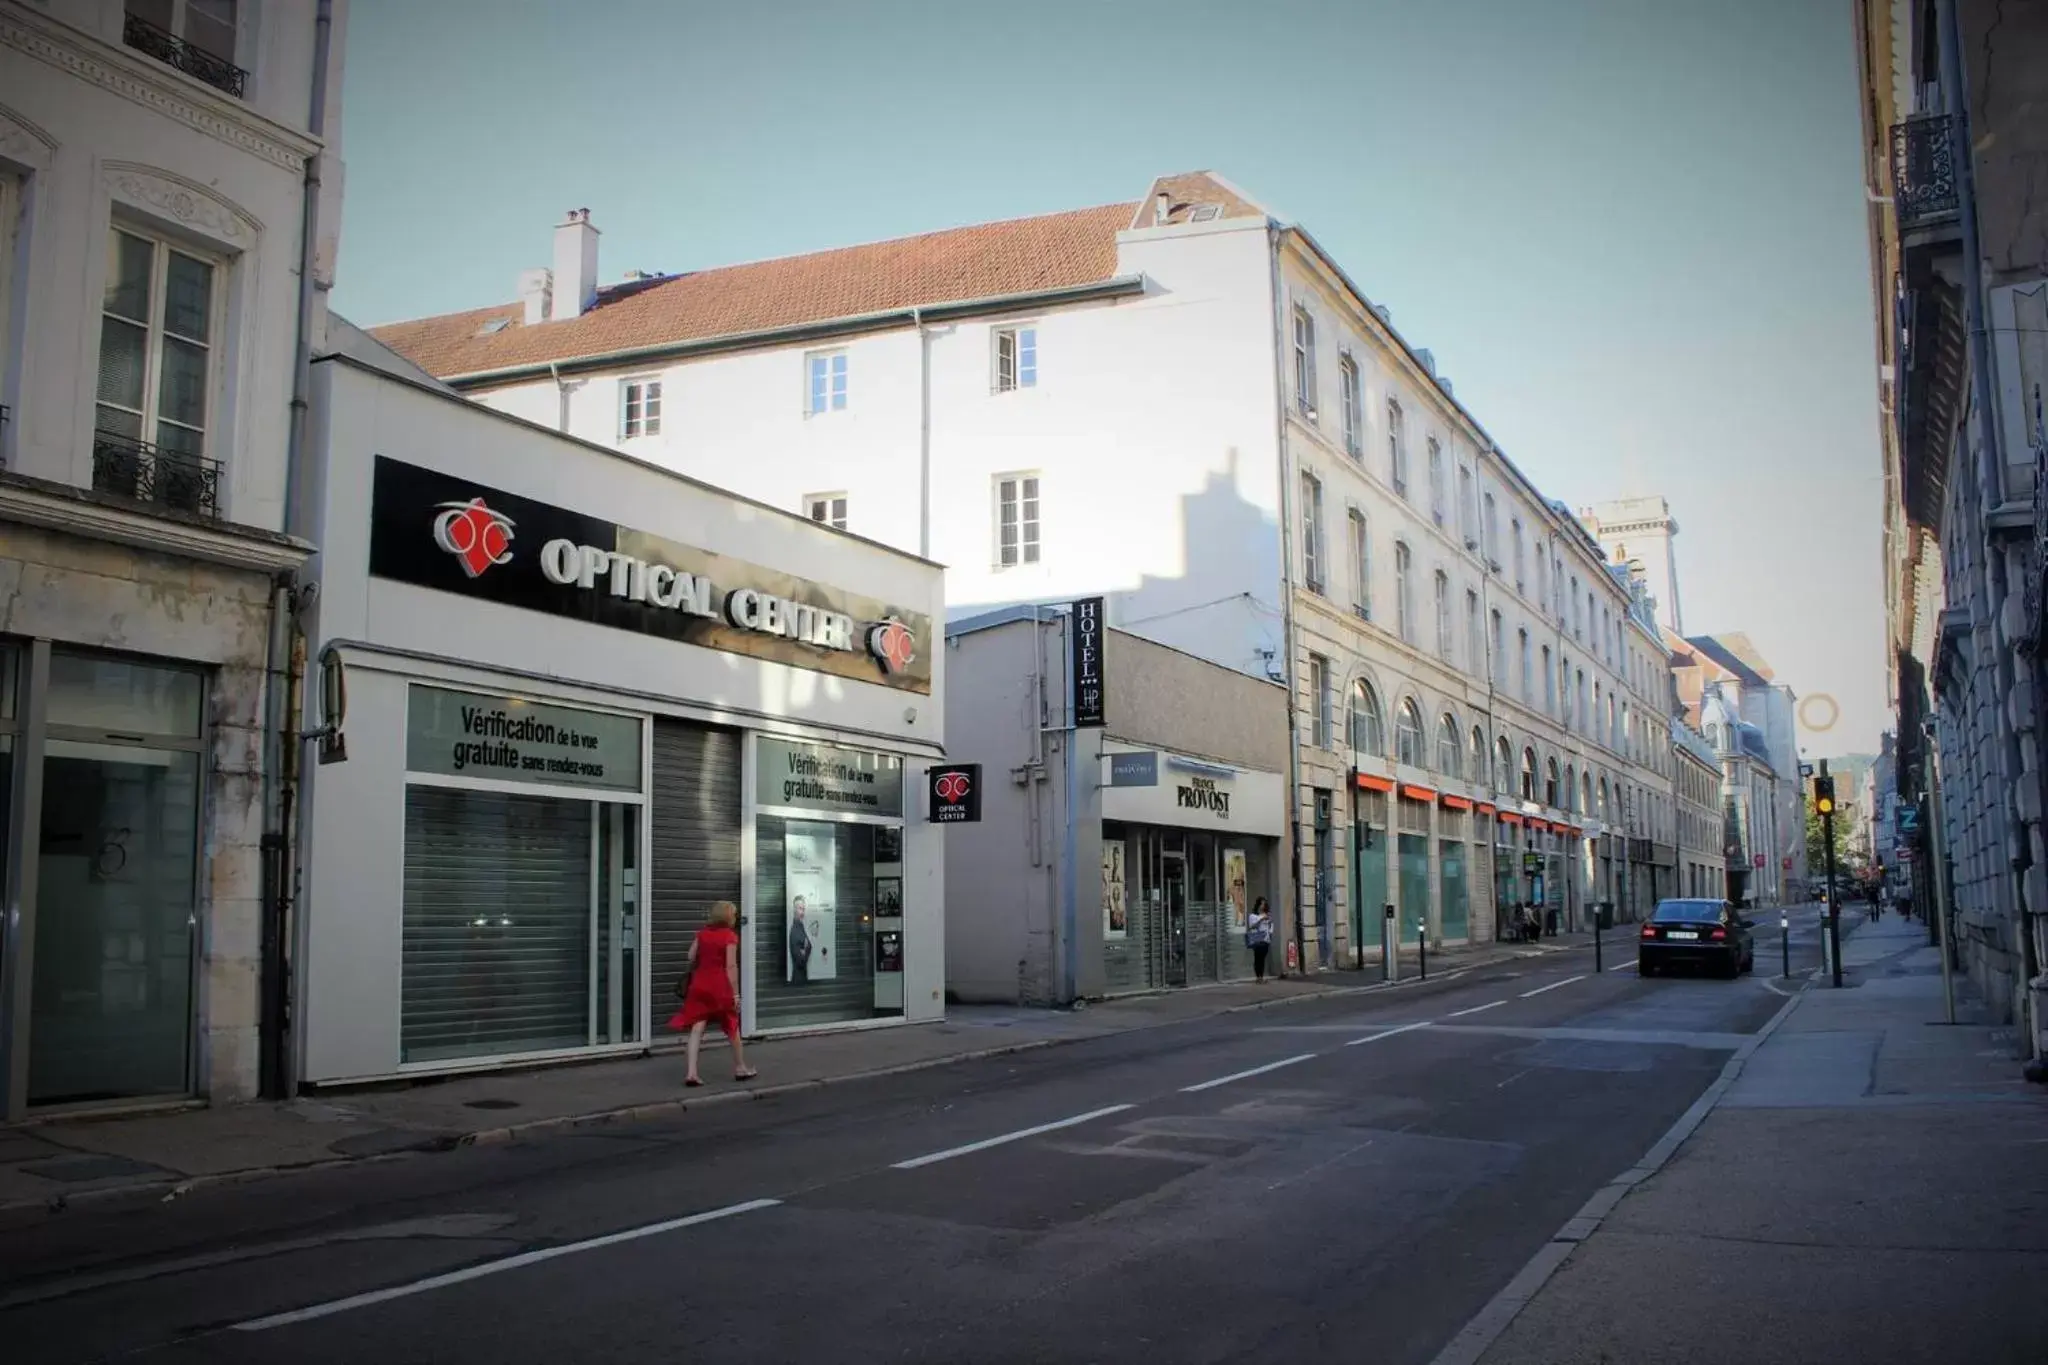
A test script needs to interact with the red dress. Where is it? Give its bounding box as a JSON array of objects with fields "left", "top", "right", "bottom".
[{"left": 669, "top": 926, "right": 740, "bottom": 1037}]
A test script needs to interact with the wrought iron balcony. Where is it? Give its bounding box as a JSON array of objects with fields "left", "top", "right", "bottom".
[
  {"left": 123, "top": 13, "right": 248, "bottom": 99},
  {"left": 92, "top": 430, "right": 222, "bottom": 519},
  {"left": 1889, "top": 114, "right": 1959, "bottom": 230}
]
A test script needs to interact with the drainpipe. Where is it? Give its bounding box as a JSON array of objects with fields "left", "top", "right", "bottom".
[
  {"left": 262, "top": 0, "right": 334, "bottom": 1100},
  {"left": 1937, "top": 0, "right": 2039, "bottom": 1051},
  {"left": 913, "top": 307, "right": 931, "bottom": 558},
  {"left": 1267, "top": 226, "right": 1308, "bottom": 977}
]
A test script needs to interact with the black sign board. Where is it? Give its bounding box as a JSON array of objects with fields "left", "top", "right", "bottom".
[
  {"left": 928, "top": 764, "right": 982, "bottom": 824},
  {"left": 1071, "top": 596, "right": 1105, "bottom": 728}
]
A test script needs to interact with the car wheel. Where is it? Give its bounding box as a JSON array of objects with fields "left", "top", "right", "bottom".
[
  {"left": 1721, "top": 951, "right": 1742, "bottom": 980},
  {"left": 1741, "top": 950, "right": 1754, "bottom": 975},
  {"left": 1638, "top": 960, "right": 1655, "bottom": 978}
]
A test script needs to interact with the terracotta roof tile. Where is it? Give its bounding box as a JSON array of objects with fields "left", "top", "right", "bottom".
[{"left": 371, "top": 173, "right": 1268, "bottom": 380}]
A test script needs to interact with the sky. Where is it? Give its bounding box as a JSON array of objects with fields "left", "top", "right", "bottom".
[{"left": 334, "top": 0, "right": 1887, "bottom": 756}]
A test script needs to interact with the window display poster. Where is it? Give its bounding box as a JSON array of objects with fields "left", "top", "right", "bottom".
[
  {"left": 786, "top": 821, "right": 837, "bottom": 982},
  {"left": 1103, "top": 843, "right": 1127, "bottom": 940},
  {"left": 1224, "top": 847, "right": 1249, "bottom": 930}
]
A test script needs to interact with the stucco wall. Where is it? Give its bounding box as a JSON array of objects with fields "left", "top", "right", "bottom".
[{"left": 1104, "top": 628, "right": 1288, "bottom": 774}]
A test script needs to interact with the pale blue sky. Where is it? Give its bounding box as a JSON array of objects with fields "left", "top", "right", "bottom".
[{"left": 335, "top": 0, "right": 1884, "bottom": 754}]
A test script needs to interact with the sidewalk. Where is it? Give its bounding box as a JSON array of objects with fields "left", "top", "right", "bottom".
[
  {"left": 1463, "top": 913, "right": 2048, "bottom": 1365},
  {"left": 0, "top": 927, "right": 1606, "bottom": 1215}
]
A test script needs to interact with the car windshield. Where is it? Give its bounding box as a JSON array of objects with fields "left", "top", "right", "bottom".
[{"left": 1652, "top": 899, "right": 1724, "bottom": 923}]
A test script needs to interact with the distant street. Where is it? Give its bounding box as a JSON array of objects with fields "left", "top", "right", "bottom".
[{"left": 2, "top": 910, "right": 1838, "bottom": 1365}]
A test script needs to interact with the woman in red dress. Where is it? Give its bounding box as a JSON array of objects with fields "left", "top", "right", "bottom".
[{"left": 668, "top": 900, "right": 755, "bottom": 1086}]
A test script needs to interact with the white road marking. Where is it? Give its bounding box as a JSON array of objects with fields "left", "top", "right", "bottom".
[
  {"left": 231, "top": 1199, "right": 783, "bottom": 1331},
  {"left": 1180, "top": 1053, "right": 1321, "bottom": 1093},
  {"left": 891, "top": 1104, "right": 1135, "bottom": 1169},
  {"left": 1345, "top": 1021, "right": 1432, "bottom": 1047},
  {"left": 1444, "top": 1000, "right": 1506, "bottom": 1018},
  {"left": 1519, "top": 975, "right": 1587, "bottom": 998}
]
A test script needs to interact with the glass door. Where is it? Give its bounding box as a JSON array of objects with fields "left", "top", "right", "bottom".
[
  {"left": 1161, "top": 852, "right": 1187, "bottom": 987},
  {"left": 594, "top": 803, "right": 639, "bottom": 1047}
]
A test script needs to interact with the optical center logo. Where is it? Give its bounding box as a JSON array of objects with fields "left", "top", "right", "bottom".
[
  {"left": 868, "top": 619, "right": 917, "bottom": 675},
  {"left": 935, "top": 770, "right": 971, "bottom": 803},
  {"left": 433, "top": 498, "right": 516, "bottom": 579}
]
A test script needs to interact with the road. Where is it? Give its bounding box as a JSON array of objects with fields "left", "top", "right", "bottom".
[{"left": 1, "top": 908, "right": 1835, "bottom": 1365}]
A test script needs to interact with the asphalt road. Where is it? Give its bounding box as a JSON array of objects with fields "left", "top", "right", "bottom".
[{"left": 1, "top": 908, "right": 1837, "bottom": 1365}]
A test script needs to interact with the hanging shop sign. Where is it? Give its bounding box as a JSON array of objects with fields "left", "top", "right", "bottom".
[
  {"left": 405, "top": 685, "right": 643, "bottom": 792},
  {"left": 1106, "top": 750, "right": 1159, "bottom": 787},
  {"left": 757, "top": 736, "right": 904, "bottom": 817},
  {"left": 927, "top": 764, "right": 982, "bottom": 824},
  {"left": 370, "top": 457, "right": 932, "bottom": 694},
  {"left": 1071, "top": 597, "right": 1105, "bottom": 728}
]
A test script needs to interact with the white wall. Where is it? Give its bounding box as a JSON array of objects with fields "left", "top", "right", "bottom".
[
  {"left": 0, "top": 0, "right": 342, "bottom": 529},
  {"left": 469, "top": 218, "right": 1289, "bottom": 678}
]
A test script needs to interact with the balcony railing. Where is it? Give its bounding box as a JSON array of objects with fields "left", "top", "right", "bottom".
[
  {"left": 123, "top": 13, "right": 248, "bottom": 99},
  {"left": 92, "top": 430, "right": 222, "bottom": 519},
  {"left": 1889, "top": 114, "right": 1959, "bottom": 229}
]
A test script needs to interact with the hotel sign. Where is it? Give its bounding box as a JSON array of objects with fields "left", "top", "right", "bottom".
[{"left": 370, "top": 456, "right": 932, "bottom": 694}]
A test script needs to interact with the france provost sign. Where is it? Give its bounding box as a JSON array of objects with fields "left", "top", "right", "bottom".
[{"left": 371, "top": 457, "right": 931, "bottom": 694}]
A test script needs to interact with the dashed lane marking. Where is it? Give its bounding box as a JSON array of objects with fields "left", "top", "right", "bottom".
[
  {"left": 891, "top": 1105, "right": 1136, "bottom": 1169},
  {"left": 1444, "top": 1000, "right": 1507, "bottom": 1018},
  {"left": 1180, "top": 1053, "right": 1321, "bottom": 1093},
  {"left": 1519, "top": 975, "right": 1587, "bottom": 998}
]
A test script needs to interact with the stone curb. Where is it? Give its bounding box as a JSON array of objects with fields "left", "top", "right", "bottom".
[{"left": 0, "top": 936, "right": 1603, "bottom": 1218}]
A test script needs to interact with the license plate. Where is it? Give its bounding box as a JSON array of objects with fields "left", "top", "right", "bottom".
[{"left": 1665, "top": 930, "right": 1699, "bottom": 940}]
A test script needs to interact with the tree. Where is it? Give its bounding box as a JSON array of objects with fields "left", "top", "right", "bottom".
[{"left": 1807, "top": 797, "right": 1870, "bottom": 884}]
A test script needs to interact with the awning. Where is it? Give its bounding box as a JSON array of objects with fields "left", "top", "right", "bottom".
[
  {"left": 1476, "top": 803, "right": 1497, "bottom": 817},
  {"left": 1400, "top": 784, "right": 1435, "bottom": 803},
  {"left": 1355, "top": 773, "right": 1394, "bottom": 793},
  {"left": 1439, "top": 794, "right": 1473, "bottom": 811},
  {"left": 1499, "top": 812, "right": 1524, "bottom": 826}
]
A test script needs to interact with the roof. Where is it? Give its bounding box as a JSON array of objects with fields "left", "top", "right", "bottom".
[
  {"left": 1685, "top": 634, "right": 1773, "bottom": 689},
  {"left": 371, "top": 174, "right": 1268, "bottom": 380}
]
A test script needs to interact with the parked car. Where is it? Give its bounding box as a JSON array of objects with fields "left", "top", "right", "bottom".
[{"left": 1639, "top": 898, "right": 1754, "bottom": 978}]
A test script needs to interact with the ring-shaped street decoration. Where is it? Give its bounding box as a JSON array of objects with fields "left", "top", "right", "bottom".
[{"left": 1798, "top": 693, "right": 1841, "bottom": 733}]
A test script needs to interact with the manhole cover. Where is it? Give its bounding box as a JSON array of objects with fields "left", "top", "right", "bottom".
[{"left": 462, "top": 1098, "right": 520, "bottom": 1111}]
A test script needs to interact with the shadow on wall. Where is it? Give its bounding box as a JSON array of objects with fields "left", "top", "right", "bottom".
[{"left": 946, "top": 447, "right": 1284, "bottom": 682}]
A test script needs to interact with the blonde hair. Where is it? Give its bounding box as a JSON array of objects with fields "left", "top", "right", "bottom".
[{"left": 706, "top": 901, "right": 738, "bottom": 929}]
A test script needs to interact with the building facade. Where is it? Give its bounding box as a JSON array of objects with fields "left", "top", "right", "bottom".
[
  {"left": 293, "top": 345, "right": 947, "bottom": 1085},
  {"left": 942, "top": 611, "right": 1289, "bottom": 1003},
  {"left": 0, "top": 0, "right": 348, "bottom": 1117},
  {"left": 1673, "top": 719, "right": 1727, "bottom": 901},
  {"left": 1853, "top": 0, "right": 2047, "bottom": 1061},
  {"left": 1580, "top": 497, "right": 1683, "bottom": 636},
  {"left": 370, "top": 172, "right": 1676, "bottom": 976}
]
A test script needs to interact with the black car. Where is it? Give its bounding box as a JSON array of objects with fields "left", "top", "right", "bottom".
[{"left": 1638, "top": 898, "right": 1754, "bottom": 978}]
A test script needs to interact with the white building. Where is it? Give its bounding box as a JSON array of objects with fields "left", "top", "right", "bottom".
[
  {"left": 1673, "top": 717, "right": 1727, "bottom": 901},
  {"left": 1580, "top": 497, "right": 1683, "bottom": 636},
  {"left": 371, "top": 172, "right": 1677, "bottom": 971},
  {"left": 0, "top": 0, "right": 348, "bottom": 1117}
]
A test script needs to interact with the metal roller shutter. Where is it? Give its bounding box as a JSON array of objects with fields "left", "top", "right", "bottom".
[
  {"left": 401, "top": 787, "right": 592, "bottom": 1064},
  {"left": 649, "top": 720, "right": 743, "bottom": 1014}
]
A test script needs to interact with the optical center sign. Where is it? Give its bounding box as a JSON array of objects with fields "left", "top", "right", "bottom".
[{"left": 369, "top": 457, "right": 931, "bottom": 694}]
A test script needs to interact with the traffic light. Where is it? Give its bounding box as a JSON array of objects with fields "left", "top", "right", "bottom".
[{"left": 1814, "top": 775, "right": 1835, "bottom": 816}]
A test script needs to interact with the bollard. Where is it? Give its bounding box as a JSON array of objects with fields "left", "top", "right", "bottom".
[
  {"left": 1383, "top": 904, "right": 1397, "bottom": 983},
  {"left": 1780, "top": 910, "right": 1791, "bottom": 979},
  {"left": 1594, "top": 903, "right": 1604, "bottom": 974},
  {"left": 1417, "top": 918, "right": 1428, "bottom": 980}
]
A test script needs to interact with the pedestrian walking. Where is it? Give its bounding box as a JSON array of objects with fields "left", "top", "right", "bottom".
[
  {"left": 669, "top": 900, "right": 755, "bottom": 1086},
  {"left": 1247, "top": 897, "right": 1275, "bottom": 981}
]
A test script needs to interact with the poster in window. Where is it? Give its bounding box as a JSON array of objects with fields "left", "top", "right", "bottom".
[
  {"left": 785, "top": 821, "right": 837, "bottom": 982},
  {"left": 1224, "top": 847, "right": 1249, "bottom": 931},
  {"left": 1102, "top": 842, "right": 1127, "bottom": 940},
  {"left": 873, "top": 876, "right": 902, "bottom": 917}
]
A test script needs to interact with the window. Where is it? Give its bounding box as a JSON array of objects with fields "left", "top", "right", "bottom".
[
  {"left": 1601, "top": 606, "right": 1612, "bottom": 663},
  {"left": 1578, "top": 670, "right": 1589, "bottom": 732},
  {"left": 1388, "top": 401, "right": 1408, "bottom": 496},
  {"left": 1309, "top": 655, "right": 1333, "bottom": 748},
  {"left": 96, "top": 225, "right": 220, "bottom": 467},
  {"left": 1553, "top": 554, "right": 1565, "bottom": 623},
  {"left": 619, "top": 378, "right": 662, "bottom": 438},
  {"left": 1569, "top": 576, "right": 1582, "bottom": 637},
  {"left": 1396, "top": 698, "right": 1426, "bottom": 768},
  {"left": 1301, "top": 473, "right": 1325, "bottom": 593},
  {"left": 1293, "top": 307, "right": 1317, "bottom": 418},
  {"left": 1339, "top": 355, "right": 1363, "bottom": 455},
  {"left": 1394, "top": 541, "right": 1413, "bottom": 641},
  {"left": 1483, "top": 492, "right": 1499, "bottom": 562},
  {"left": 1561, "top": 656, "right": 1573, "bottom": 729},
  {"left": 1349, "top": 509, "right": 1372, "bottom": 618},
  {"left": 125, "top": 0, "right": 243, "bottom": 95},
  {"left": 1471, "top": 725, "right": 1487, "bottom": 783},
  {"left": 1434, "top": 571, "right": 1452, "bottom": 659},
  {"left": 1521, "top": 747, "right": 1538, "bottom": 801},
  {"left": 1495, "top": 737, "right": 1513, "bottom": 792},
  {"left": 1542, "top": 646, "right": 1555, "bottom": 714},
  {"left": 1534, "top": 553, "right": 1547, "bottom": 613},
  {"left": 1458, "top": 465, "right": 1477, "bottom": 546},
  {"left": 994, "top": 473, "right": 1040, "bottom": 567},
  {"left": 1583, "top": 772, "right": 1593, "bottom": 815},
  {"left": 1512, "top": 519, "right": 1525, "bottom": 593},
  {"left": 994, "top": 325, "right": 1038, "bottom": 391},
  {"left": 1545, "top": 758, "right": 1560, "bottom": 808},
  {"left": 1351, "top": 679, "right": 1385, "bottom": 754},
  {"left": 1518, "top": 627, "right": 1531, "bottom": 702},
  {"left": 1466, "top": 590, "right": 1482, "bottom": 673},
  {"left": 1490, "top": 610, "right": 1505, "bottom": 686},
  {"left": 1564, "top": 764, "right": 1576, "bottom": 813},
  {"left": 806, "top": 350, "right": 848, "bottom": 414},
  {"left": 805, "top": 493, "right": 848, "bottom": 530},
  {"left": 1428, "top": 439, "right": 1446, "bottom": 525},
  {"left": 1438, "top": 714, "right": 1462, "bottom": 777}
]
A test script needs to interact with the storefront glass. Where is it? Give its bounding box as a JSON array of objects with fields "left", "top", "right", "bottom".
[
  {"left": 1396, "top": 797, "right": 1429, "bottom": 945},
  {"left": 399, "top": 686, "right": 644, "bottom": 1065},
  {"left": 753, "top": 737, "right": 904, "bottom": 1031},
  {"left": 29, "top": 652, "right": 203, "bottom": 1104},
  {"left": 1103, "top": 824, "right": 1273, "bottom": 990},
  {"left": 1439, "top": 809, "right": 1469, "bottom": 942},
  {"left": 1352, "top": 790, "right": 1387, "bottom": 953}
]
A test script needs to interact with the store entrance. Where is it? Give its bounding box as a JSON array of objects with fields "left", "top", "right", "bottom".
[{"left": 1162, "top": 853, "right": 1188, "bottom": 987}]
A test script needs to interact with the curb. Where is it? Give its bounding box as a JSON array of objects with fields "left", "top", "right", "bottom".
[
  {"left": 1, "top": 937, "right": 1607, "bottom": 1219},
  {"left": 1424, "top": 968, "right": 1815, "bottom": 1365}
]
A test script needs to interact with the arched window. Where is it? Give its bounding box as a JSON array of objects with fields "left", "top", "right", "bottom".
[
  {"left": 1495, "top": 736, "right": 1513, "bottom": 792},
  {"left": 1582, "top": 772, "right": 1594, "bottom": 815},
  {"left": 1563, "top": 764, "right": 1576, "bottom": 812},
  {"left": 1396, "top": 698, "right": 1427, "bottom": 767},
  {"left": 1544, "top": 757, "right": 1560, "bottom": 807},
  {"left": 1521, "top": 747, "right": 1538, "bottom": 801},
  {"left": 1598, "top": 777, "right": 1610, "bottom": 817},
  {"left": 1438, "top": 713, "right": 1462, "bottom": 777},
  {"left": 1351, "top": 679, "right": 1385, "bottom": 755},
  {"left": 1470, "top": 725, "right": 1487, "bottom": 782}
]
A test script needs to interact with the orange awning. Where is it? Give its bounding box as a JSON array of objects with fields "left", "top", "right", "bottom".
[
  {"left": 1400, "top": 784, "right": 1436, "bottom": 803},
  {"left": 1439, "top": 794, "right": 1473, "bottom": 811},
  {"left": 1476, "top": 803, "right": 1497, "bottom": 816},
  {"left": 1499, "top": 812, "right": 1524, "bottom": 825},
  {"left": 1355, "top": 773, "right": 1394, "bottom": 793}
]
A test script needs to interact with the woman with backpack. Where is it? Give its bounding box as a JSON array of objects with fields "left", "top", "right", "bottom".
[{"left": 1247, "top": 897, "right": 1275, "bottom": 981}]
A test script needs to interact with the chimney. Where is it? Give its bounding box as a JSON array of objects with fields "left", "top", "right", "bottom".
[
  {"left": 518, "top": 268, "right": 552, "bottom": 325},
  {"left": 552, "top": 208, "right": 600, "bottom": 319},
  {"left": 1153, "top": 191, "right": 1171, "bottom": 226}
]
